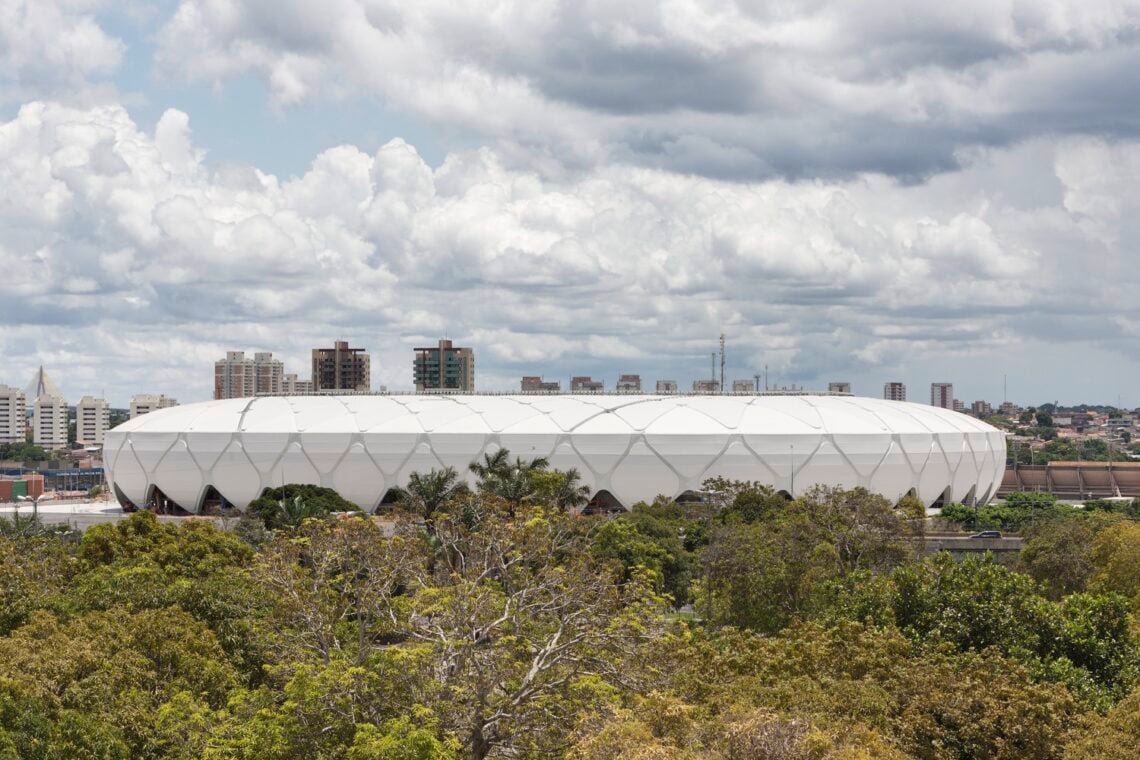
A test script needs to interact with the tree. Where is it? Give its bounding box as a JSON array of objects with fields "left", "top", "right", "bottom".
[
  {"left": 1089, "top": 521, "right": 1140, "bottom": 605},
  {"left": 247, "top": 484, "right": 359, "bottom": 529},
  {"left": 409, "top": 506, "right": 662, "bottom": 758},
  {"left": 392, "top": 467, "right": 469, "bottom": 533},
  {"left": 1020, "top": 513, "right": 1122, "bottom": 599},
  {"left": 532, "top": 468, "right": 591, "bottom": 512}
]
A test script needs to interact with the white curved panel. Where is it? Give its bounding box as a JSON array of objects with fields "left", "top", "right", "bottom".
[
  {"left": 210, "top": 440, "right": 263, "bottom": 509},
  {"left": 702, "top": 440, "right": 768, "bottom": 488},
  {"left": 332, "top": 443, "right": 385, "bottom": 511},
  {"left": 105, "top": 395, "right": 1007, "bottom": 511},
  {"left": 645, "top": 406, "right": 729, "bottom": 479},
  {"left": 610, "top": 441, "right": 679, "bottom": 507},
  {"left": 270, "top": 441, "right": 321, "bottom": 487},
  {"left": 396, "top": 442, "right": 445, "bottom": 487},
  {"left": 795, "top": 439, "right": 862, "bottom": 495},
  {"left": 866, "top": 441, "right": 916, "bottom": 502},
  {"left": 112, "top": 443, "right": 150, "bottom": 506},
  {"left": 151, "top": 439, "right": 206, "bottom": 513}
]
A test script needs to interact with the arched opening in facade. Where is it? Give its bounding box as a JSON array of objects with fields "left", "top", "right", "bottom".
[
  {"left": 145, "top": 485, "right": 193, "bottom": 515},
  {"left": 675, "top": 490, "right": 707, "bottom": 504},
  {"left": 583, "top": 490, "right": 624, "bottom": 514},
  {"left": 960, "top": 485, "right": 978, "bottom": 507},
  {"left": 374, "top": 487, "right": 406, "bottom": 515},
  {"left": 775, "top": 489, "right": 793, "bottom": 501},
  {"left": 929, "top": 486, "right": 953, "bottom": 510},
  {"left": 199, "top": 486, "right": 240, "bottom": 516},
  {"left": 114, "top": 483, "right": 137, "bottom": 512},
  {"left": 895, "top": 488, "right": 919, "bottom": 508}
]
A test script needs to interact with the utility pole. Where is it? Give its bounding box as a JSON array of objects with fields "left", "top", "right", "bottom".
[
  {"left": 710, "top": 353, "right": 716, "bottom": 390},
  {"left": 719, "top": 334, "right": 725, "bottom": 394},
  {"left": 754, "top": 373, "right": 761, "bottom": 394},
  {"left": 765, "top": 364, "right": 769, "bottom": 391}
]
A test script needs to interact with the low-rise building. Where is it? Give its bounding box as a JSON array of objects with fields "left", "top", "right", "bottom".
[
  {"left": 828, "top": 382, "right": 851, "bottom": 394},
  {"left": 571, "top": 376, "right": 604, "bottom": 392},
  {"left": 693, "top": 379, "right": 720, "bottom": 394},
  {"left": 521, "top": 376, "right": 560, "bottom": 392},
  {"left": 282, "top": 374, "right": 314, "bottom": 394},
  {"left": 655, "top": 380, "right": 678, "bottom": 394},
  {"left": 732, "top": 379, "right": 756, "bottom": 393},
  {"left": 616, "top": 374, "right": 641, "bottom": 392},
  {"left": 130, "top": 394, "right": 179, "bottom": 419},
  {"left": 971, "top": 400, "right": 993, "bottom": 417}
]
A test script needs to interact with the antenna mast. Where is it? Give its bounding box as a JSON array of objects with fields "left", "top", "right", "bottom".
[{"left": 719, "top": 334, "right": 725, "bottom": 394}]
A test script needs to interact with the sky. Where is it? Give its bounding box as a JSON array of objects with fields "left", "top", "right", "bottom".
[{"left": 3, "top": 0, "right": 1140, "bottom": 409}]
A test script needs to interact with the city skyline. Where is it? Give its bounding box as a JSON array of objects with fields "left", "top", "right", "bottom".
[{"left": 5, "top": 3, "right": 1140, "bottom": 409}]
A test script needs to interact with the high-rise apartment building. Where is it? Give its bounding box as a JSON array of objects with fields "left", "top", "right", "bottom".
[
  {"left": 931, "top": 383, "right": 954, "bottom": 409},
  {"left": 413, "top": 339, "right": 474, "bottom": 392},
  {"left": 130, "top": 394, "right": 178, "bottom": 419},
  {"left": 0, "top": 385, "right": 26, "bottom": 444},
  {"left": 215, "top": 351, "right": 255, "bottom": 399},
  {"left": 952, "top": 399, "right": 966, "bottom": 413},
  {"left": 254, "top": 352, "right": 284, "bottom": 395},
  {"left": 33, "top": 394, "right": 68, "bottom": 451},
  {"left": 655, "top": 380, "right": 678, "bottom": 394},
  {"left": 693, "top": 379, "right": 720, "bottom": 393},
  {"left": 616, "top": 374, "right": 641, "bottom": 392},
  {"left": 828, "top": 382, "right": 852, "bottom": 394},
  {"left": 521, "top": 376, "right": 560, "bottom": 392},
  {"left": 883, "top": 382, "right": 906, "bottom": 402},
  {"left": 76, "top": 396, "right": 110, "bottom": 446},
  {"left": 282, "top": 374, "right": 314, "bottom": 395},
  {"left": 732, "top": 379, "right": 756, "bottom": 393},
  {"left": 312, "top": 340, "right": 371, "bottom": 392},
  {"left": 571, "top": 376, "right": 604, "bottom": 392},
  {"left": 215, "top": 351, "right": 286, "bottom": 399}
]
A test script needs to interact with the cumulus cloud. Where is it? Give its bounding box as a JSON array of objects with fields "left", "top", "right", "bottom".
[
  {"left": 0, "top": 0, "right": 125, "bottom": 102},
  {"left": 3, "top": 101, "right": 1139, "bottom": 404},
  {"left": 152, "top": 0, "right": 1140, "bottom": 179}
]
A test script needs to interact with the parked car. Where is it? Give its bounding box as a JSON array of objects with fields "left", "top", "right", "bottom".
[{"left": 970, "top": 530, "right": 1002, "bottom": 539}]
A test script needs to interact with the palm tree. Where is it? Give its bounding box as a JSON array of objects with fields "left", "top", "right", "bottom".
[
  {"left": 468, "top": 449, "right": 512, "bottom": 481},
  {"left": 399, "top": 466, "right": 469, "bottom": 532},
  {"left": 548, "top": 468, "right": 591, "bottom": 512}
]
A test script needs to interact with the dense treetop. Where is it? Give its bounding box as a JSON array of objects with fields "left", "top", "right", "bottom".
[{"left": 1, "top": 460, "right": 1138, "bottom": 758}]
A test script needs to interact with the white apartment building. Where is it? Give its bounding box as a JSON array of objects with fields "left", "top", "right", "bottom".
[
  {"left": 215, "top": 350, "right": 285, "bottom": 399},
  {"left": 130, "top": 394, "right": 179, "bottom": 419},
  {"left": 33, "top": 394, "right": 68, "bottom": 451},
  {"left": 883, "top": 382, "right": 907, "bottom": 402},
  {"left": 931, "top": 383, "right": 954, "bottom": 409},
  {"left": 0, "top": 385, "right": 27, "bottom": 444},
  {"left": 76, "top": 396, "right": 110, "bottom": 446}
]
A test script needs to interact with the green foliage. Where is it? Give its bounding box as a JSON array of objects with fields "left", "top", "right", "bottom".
[
  {"left": 1, "top": 483, "right": 1138, "bottom": 757},
  {"left": 0, "top": 442, "right": 49, "bottom": 461},
  {"left": 592, "top": 503, "right": 698, "bottom": 606},
  {"left": 246, "top": 484, "right": 360, "bottom": 529},
  {"left": 942, "top": 491, "right": 1077, "bottom": 532}
]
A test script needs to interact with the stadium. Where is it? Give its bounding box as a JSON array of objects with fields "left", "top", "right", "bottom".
[{"left": 103, "top": 394, "right": 1007, "bottom": 514}]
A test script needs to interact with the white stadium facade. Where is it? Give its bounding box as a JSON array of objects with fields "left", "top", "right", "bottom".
[{"left": 103, "top": 394, "right": 1007, "bottom": 514}]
